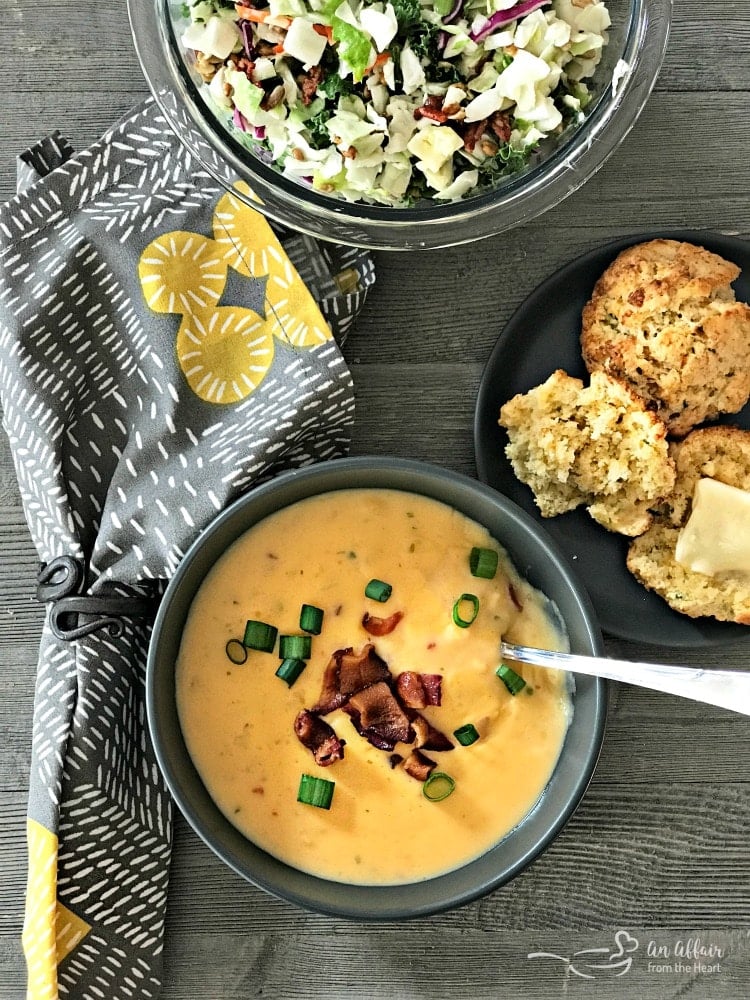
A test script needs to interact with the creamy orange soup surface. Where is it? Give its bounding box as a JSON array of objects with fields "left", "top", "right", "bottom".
[{"left": 176, "top": 488, "right": 571, "bottom": 885}]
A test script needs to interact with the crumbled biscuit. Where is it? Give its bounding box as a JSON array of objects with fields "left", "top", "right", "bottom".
[{"left": 498, "top": 368, "right": 675, "bottom": 536}]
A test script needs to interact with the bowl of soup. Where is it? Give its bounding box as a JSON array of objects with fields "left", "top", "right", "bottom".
[{"left": 147, "top": 456, "right": 606, "bottom": 917}]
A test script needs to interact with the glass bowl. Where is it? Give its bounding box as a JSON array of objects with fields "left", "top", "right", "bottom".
[{"left": 128, "top": 0, "right": 672, "bottom": 250}]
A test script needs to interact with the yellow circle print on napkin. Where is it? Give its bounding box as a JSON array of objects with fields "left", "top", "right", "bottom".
[{"left": 138, "top": 183, "right": 331, "bottom": 404}]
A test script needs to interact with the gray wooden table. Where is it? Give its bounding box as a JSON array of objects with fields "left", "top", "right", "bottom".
[{"left": 2, "top": 2, "right": 750, "bottom": 997}]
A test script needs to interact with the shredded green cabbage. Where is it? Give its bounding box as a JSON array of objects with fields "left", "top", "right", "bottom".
[{"left": 179, "top": 0, "right": 613, "bottom": 205}]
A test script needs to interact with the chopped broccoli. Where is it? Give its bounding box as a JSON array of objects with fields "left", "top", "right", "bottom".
[
  {"left": 318, "top": 72, "right": 354, "bottom": 101},
  {"left": 390, "top": 0, "right": 424, "bottom": 30},
  {"left": 306, "top": 109, "right": 332, "bottom": 150},
  {"left": 478, "top": 143, "right": 533, "bottom": 180}
]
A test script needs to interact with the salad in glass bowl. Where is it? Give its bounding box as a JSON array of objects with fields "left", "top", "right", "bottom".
[{"left": 178, "top": 0, "right": 613, "bottom": 206}]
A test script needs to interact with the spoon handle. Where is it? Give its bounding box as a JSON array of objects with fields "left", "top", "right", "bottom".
[{"left": 500, "top": 641, "right": 750, "bottom": 717}]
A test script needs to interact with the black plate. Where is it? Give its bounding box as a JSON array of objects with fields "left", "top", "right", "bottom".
[{"left": 474, "top": 230, "right": 750, "bottom": 648}]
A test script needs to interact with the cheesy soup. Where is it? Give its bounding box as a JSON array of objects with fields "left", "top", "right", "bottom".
[{"left": 176, "top": 488, "right": 571, "bottom": 885}]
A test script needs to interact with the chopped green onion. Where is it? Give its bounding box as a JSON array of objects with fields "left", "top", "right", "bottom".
[
  {"left": 365, "top": 578, "right": 392, "bottom": 602},
  {"left": 279, "top": 634, "right": 312, "bottom": 659},
  {"left": 225, "top": 639, "right": 248, "bottom": 665},
  {"left": 452, "top": 593, "right": 479, "bottom": 628},
  {"left": 243, "top": 619, "right": 278, "bottom": 652},
  {"left": 453, "top": 723, "right": 480, "bottom": 746},
  {"left": 276, "top": 658, "right": 307, "bottom": 686},
  {"left": 299, "top": 603, "right": 324, "bottom": 634},
  {"left": 496, "top": 662, "right": 527, "bottom": 695},
  {"left": 297, "top": 773, "right": 335, "bottom": 810},
  {"left": 422, "top": 772, "right": 456, "bottom": 802},
  {"left": 469, "top": 546, "right": 498, "bottom": 579}
]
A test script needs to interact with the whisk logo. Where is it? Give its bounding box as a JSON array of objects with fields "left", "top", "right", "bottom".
[{"left": 528, "top": 929, "right": 639, "bottom": 979}]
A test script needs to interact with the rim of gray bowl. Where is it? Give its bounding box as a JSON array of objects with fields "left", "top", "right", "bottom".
[{"left": 146, "top": 457, "right": 607, "bottom": 919}]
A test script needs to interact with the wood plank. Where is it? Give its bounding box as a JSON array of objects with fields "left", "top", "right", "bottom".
[
  {"left": 0, "top": 511, "right": 45, "bottom": 644},
  {"left": 159, "top": 927, "right": 750, "bottom": 999}
]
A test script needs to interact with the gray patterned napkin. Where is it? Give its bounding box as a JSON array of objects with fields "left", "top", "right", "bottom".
[{"left": 0, "top": 97, "right": 374, "bottom": 999}]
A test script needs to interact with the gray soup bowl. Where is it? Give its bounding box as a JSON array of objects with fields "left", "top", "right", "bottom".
[{"left": 147, "top": 457, "right": 606, "bottom": 919}]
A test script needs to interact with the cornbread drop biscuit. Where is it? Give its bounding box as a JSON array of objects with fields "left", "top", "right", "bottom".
[
  {"left": 627, "top": 426, "right": 750, "bottom": 622},
  {"left": 498, "top": 369, "right": 675, "bottom": 536},
  {"left": 581, "top": 239, "right": 750, "bottom": 437}
]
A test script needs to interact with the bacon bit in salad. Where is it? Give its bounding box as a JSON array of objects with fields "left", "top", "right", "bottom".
[
  {"left": 490, "top": 111, "right": 513, "bottom": 144},
  {"left": 362, "top": 610, "right": 404, "bottom": 636},
  {"left": 345, "top": 681, "right": 414, "bottom": 751},
  {"left": 414, "top": 95, "right": 448, "bottom": 124},
  {"left": 300, "top": 65, "right": 324, "bottom": 106},
  {"left": 293, "top": 709, "right": 346, "bottom": 766},
  {"left": 403, "top": 749, "right": 438, "bottom": 782},
  {"left": 396, "top": 671, "right": 442, "bottom": 708},
  {"left": 462, "top": 118, "right": 488, "bottom": 152},
  {"left": 233, "top": 56, "right": 256, "bottom": 80}
]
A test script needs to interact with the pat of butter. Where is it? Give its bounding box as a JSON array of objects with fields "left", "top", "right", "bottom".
[{"left": 675, "top": 477, "right": 750, "bottom": 575}]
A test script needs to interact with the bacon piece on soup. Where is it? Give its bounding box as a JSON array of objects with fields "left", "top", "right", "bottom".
[
  {"left": 410, "top": 714, "right": 453, "bottom": 752},
  {"left": 293, "top": 709, "right": 346, "bottom": 767},
  {"left": 362, "top": 610, "right": 404, "bottom": 636},
  {"left": 403, "top": 749, "right": 437, "bottom": 782},
  {"left": 345, "top": 681, "right": 413, "bottom": 751},
  {"left": 312, "top": 643, "right": 391, "bottom": 714},
  {"left": 395, "top": 671, "right": 442, "bottom": 708}
]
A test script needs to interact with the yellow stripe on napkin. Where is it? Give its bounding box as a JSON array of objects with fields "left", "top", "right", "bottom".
[{"left": 23, "top": 818, "right": 91, "bottom": 999}]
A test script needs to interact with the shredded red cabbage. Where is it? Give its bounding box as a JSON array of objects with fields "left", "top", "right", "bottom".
[
  {"left": 443, "top": 0, "right": 464, "bottom": 25},
  {"left": 238, "top": 19, "right": 256, "bottom": 60},
  {"left": 470, "top": 0, "right": 551, "bottom": 43},
  {"left": 233, "top": 106, "right": 249, "bottom": 131}
]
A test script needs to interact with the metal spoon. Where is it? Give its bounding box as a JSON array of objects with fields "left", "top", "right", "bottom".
[{"left": 500, "top": 640, "right": 750, "bottom": 716}]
